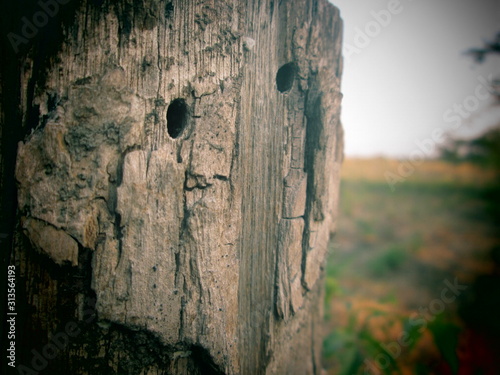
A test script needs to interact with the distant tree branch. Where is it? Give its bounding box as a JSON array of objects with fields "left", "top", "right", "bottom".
[{"left": 465, "top": 31, "right": 500, "bottom": 63}]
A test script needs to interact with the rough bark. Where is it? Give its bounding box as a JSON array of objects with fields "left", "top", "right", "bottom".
[{"left": 1, "top": 0, "right": 343, "bottom": 374}]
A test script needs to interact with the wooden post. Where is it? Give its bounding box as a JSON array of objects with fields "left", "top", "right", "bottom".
[{"left": 1, "top": 0, "right": 343, "bottom": 373}]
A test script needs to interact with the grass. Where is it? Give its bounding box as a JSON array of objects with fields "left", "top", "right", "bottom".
[
  {"left": 367, "top": 246, "right": 409, "bottom": 278},
  {"left": 323, "top": 158, "right": 500, "bottom": 374}
]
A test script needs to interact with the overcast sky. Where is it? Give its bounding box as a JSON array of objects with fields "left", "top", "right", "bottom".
[{"left": 331, "top": 0, "right": 500, "bottom": 157}]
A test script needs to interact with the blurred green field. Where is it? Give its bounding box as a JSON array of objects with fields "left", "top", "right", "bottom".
[{"left": 323, "top": 158, "right": 500, "bottom": 375}]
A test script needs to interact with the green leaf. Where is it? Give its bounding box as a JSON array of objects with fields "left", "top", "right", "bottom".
[{"left": 428, "top": 319, "right": 461, "bottom": 375}]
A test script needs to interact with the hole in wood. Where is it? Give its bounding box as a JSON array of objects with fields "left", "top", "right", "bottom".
[
  {"left": 276, "top": 62, "right": 296, "bottom": 93},
  {"left": 166, "top": 98, "right": 188, "bottom": 139}
]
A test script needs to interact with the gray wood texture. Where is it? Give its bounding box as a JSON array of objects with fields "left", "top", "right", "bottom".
[{"left": 4, "top": 0, "right": 343, "bottom": 373}]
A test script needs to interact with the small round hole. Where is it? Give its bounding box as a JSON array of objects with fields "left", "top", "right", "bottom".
[
  {"left": 276, "top": 62, "right": 296, "bottom": 93},
  {"left": 166, "top": 98, "right": 189, "bottom": 138}
]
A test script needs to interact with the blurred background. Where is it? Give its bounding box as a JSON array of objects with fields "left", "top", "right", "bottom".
[{"left": 322, "top": 1, "right": 500, "bottom": 374}]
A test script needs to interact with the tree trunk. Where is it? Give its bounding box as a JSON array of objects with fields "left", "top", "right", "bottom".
[{"left": 1, "top": 0, "right": 343, "bottom": 374}]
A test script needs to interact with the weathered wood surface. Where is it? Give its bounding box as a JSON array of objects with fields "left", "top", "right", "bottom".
[{"left": 2, "top": 0, "right": 343, "bottom": 373}]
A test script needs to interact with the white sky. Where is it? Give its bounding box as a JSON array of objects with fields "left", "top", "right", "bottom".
[{"left": 331, "top": 0, "right": 500, "bottom": 157}]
